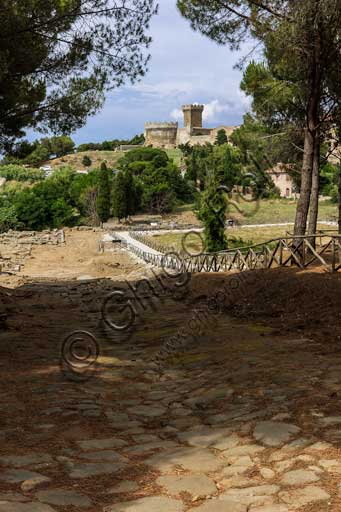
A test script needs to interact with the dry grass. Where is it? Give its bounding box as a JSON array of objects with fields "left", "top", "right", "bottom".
[
  {"left": 48, "top": 150, "right": 125, "bottom": 170},
  {"left": 152, "top": 223, "right": 337, "bottom": 252}
]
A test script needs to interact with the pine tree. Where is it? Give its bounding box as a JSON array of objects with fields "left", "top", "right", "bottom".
[{"left": 96, "top": 162, "right": 111, "bottom": 222}]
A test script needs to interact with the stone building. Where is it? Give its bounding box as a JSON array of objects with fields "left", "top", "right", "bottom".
[
  {"left": 144, "top": 104, "right": 239, "bottom": 148},
  {"left": 266, "top": 164, "right": 299, "bottom": 199}
]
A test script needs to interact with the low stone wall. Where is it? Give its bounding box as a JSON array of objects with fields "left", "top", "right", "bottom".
[
  {"left": 0, "top": 229, "right": 65, "bottom": 273},
  {"left": 0, "top": 229, "right": 65, "bottom": 246}
]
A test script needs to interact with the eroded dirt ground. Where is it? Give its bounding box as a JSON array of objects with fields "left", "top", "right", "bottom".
[{"left": 1, "top": 262, "right": 341, "bottom": 511}]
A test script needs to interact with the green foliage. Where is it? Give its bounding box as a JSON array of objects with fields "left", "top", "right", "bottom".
[
  {"left": 0, "top": 206, "right": 18, "bottom": 232},
  {"left": 96, "top": 163, "right": 111, "bottom": 222},
  {"left": 50, "top": 199, "right": 75, "bottom": 228},
  {"left": 215, "top": 129, "right": 228, "bottom": 145},
  {"left": 185, "top": 143, "right": 244, "bottom": 193},
  {"left": 112, "top": 172, "right": 129, "bottom": 220},
  {"left": 40, "top": 136, "right": 75, "bottom": 157},
  {"left": 11, "top": 165, "right": 103, "bottom": 230},
  {"left": 198, "top": 174, "right": 227, "bottom": 253},
  {"left": 0, "top": 165, "right": 44, "bottom": 182},
  {"left": 4, "top": 136, "right": 75, "bottom": 167},
  {"left": 13, "top": 190, "right": 49, "bottom": 230},
  {"left": 24, "top": 146, "right": 50, "bottom": 167},
  {"left": 320, "top": 163, "right": 339, "bottom": 198},
  {"left": 178, "top": 142, "right": 193, "bottom": 157},
  {"left": 77, "top": 134, "right": 145, "bottom": 152},
  {"left": 82, "top": 155, "right": 92, "bottom": 168},
  {"left": 0, "top": 2, "right": 157, "bottom": 149},
  {"left": 117, "top": 147, "right": 194, "bottom": 214},
  {"left": 118, "top": 147, "right": 169, "bottom": 168}
]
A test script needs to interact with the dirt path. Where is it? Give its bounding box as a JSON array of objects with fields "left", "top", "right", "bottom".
[{"left": 1, "top": 270, "right": 341, "bottom": 510}]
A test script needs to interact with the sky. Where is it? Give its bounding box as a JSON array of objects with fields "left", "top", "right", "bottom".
[{"left": 39, "top": 1, "right": 253, "bottom": 145}]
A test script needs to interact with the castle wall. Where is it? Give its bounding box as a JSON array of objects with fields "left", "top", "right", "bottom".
[{"left": 144, "top": 122, "right": 178, "bottom": 149}]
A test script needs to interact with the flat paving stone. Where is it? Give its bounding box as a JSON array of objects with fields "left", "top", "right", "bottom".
[
  {"left": 104, "top": 496, "right": 183, "bottom": 511},
  {"left": 69, "top": 462, "right": 125, "bottom": 479},
  {"left": 222, "top": 444, "right": 264, "bottom": 458},
  {"left": 21, "top": 476, "right": 51, "bottom": 492},
  {"left": 108, "top": 480, "right": 139, "bottom": 494},
  {"left": 157, "top": 474, "right": 217, "bottom": 496},
  {"left": 128, "top": 405, "right": 167, "bottom": 417},
  {"left": 0, "top": 454, "right": 52, "bottom": 467},
  {"left": 124, "top": 441, "right": 178, "bottom": 454},
  {"left": 279, "top": 485, "right": 330, "bottom": 509},
  {"left": 280, "top": 469, "right": 320, "bottom": 486},
  {"left": 0, "top": 470, "right": 46, "bottom": 484},
  {"left": 36, "top": 489, "right": 91, "bottom": 507},
  {"left": 77, "top": 438, "right": 128, "bottom": 450},
  {"left": 144, "top": 447, "right": 224, "bottom": 473},
  {"left": 78, "top": 451, "right": 128, "bottom": 463},
  {"left": 220, "top": 485, "right": 280, "bottom": 508},
  {"left": 187, "top": 499, "right": 247, "bottom": 511},
  {"left": 0, "top": 504, "right": 56, "bottom": 512},
  {"left": 253, "top": 422, "right": 301, "bottom": 447},
  {"left": 0, "top": 493, "right": 30, "bottom": 503},
  {"left": 252, "top": 507, "right": 289, "bottom": 512},
  {"left": 177, "top": 429, "right": 237, "bottom": 450},
  {"left": 319, "top": 459, "right": 341, "bottom": 473}
]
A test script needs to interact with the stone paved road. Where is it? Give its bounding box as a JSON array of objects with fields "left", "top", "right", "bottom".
[{"left": 1, "top": 278, "right": 341, "bottom": 511}]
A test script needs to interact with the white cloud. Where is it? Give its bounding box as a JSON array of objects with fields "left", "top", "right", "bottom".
[
  {"left": 202, "top": 100, "right": 233, "bottom": 122},
  {"left": 132, "top": 81, "right": 194, "bottom": 98},
  {"left": 170, "top": 108, "right": 183, "bottom": 121},
  {"left": 237, "top": 90, "right": 252, "bottom": 112}
]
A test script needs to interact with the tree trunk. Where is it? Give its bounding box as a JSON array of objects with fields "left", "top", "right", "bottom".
[
  {"left": 294, "top": 127, "right": 315, "bottom": 237},
  {"left": 307, "top": 131, "right": 320, "bottom": 247},
  {"left": 293, "top": 14, "right": 322, "bottom": 240},
  {"left": 337, "top": 158, "right": 341, "bottom": 235}
]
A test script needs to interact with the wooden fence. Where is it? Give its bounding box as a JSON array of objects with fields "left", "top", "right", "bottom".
[{"left": 126, "top": 232, "right": 341, "bottom": 274}]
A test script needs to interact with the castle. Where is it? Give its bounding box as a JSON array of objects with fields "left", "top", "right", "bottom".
[{"left": 144, "top": 104, "right": 239, "bottom": 148}]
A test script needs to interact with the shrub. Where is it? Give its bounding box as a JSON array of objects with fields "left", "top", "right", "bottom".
[
  {"left": 0, "top": 164, "right": 44, "bottom": 182},
  {"left": 82, "top": 155, "right": 92, "bottom": 167},
  {"left": 0, "top": 206, "right": 18, "bottom": 232}
]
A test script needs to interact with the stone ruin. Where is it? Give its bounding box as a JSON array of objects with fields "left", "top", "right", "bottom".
[{"left": 0, "top": 229, "right": 65, "bottom": 272}]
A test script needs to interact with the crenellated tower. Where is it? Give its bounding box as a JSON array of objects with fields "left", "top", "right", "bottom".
[{"left": 182, "top": 104, "right": 204, "bottom": 133}]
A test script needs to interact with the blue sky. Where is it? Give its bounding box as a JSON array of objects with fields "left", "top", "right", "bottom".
[{"left": 41, "top": 1, "right": 252, "bottom": 145}]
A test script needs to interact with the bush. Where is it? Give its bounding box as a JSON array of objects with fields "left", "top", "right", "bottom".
[
  {"left": 14, "top": 190, "right": 48, "bottom": 230},
  {"left": 0, "top": 164, "right": 44, "bottom": 182},
  {"left": 0, "top": 206, "right": 18, "bottom": 232},
  {"left": 82, "top": 155, "right": 92, "bottom": 167}
]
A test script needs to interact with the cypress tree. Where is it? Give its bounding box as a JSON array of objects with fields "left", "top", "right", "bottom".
[
  {"left": 199, "top": 174, "right": 227, "bottom": 253},
  {"left": 96, "top": 162, "right": 111, "bottom": 222},
  {"left": 112, "top": 171, "right": 128, "bottom": 221}
]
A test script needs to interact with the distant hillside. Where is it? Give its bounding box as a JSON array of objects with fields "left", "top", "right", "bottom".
[
  {"left": 47, "top": 148, "right": 183, "bottom": 170},
  {"left": 47, "top": 150, "right": 125, "bottom": 170}
]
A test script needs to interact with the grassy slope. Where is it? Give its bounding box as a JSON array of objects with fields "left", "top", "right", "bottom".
[
  {"left": 47, "top": 150, "right": 125, "bottom": 170},
  {"left": 153, "top": 222, "right": 337, "bottom": 252},
  {"left": 236, "top": 198, "right": 337, "bottom": 225},
  {"left": 47, "top": 148, "right": 182, "bottom": 170}
]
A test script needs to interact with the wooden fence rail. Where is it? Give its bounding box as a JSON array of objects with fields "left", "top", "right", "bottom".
[{"left": 122, "top": 232, "right": 341, "bottom": 274}]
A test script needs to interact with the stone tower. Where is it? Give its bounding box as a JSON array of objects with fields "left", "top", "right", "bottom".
[{"left": 182, "top": 104, "right": 204, "bottom": 133}]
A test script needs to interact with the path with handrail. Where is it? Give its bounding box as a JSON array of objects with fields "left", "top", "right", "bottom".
[{"left": 108, "top": 230, "right": 341, "bottom": 274}]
